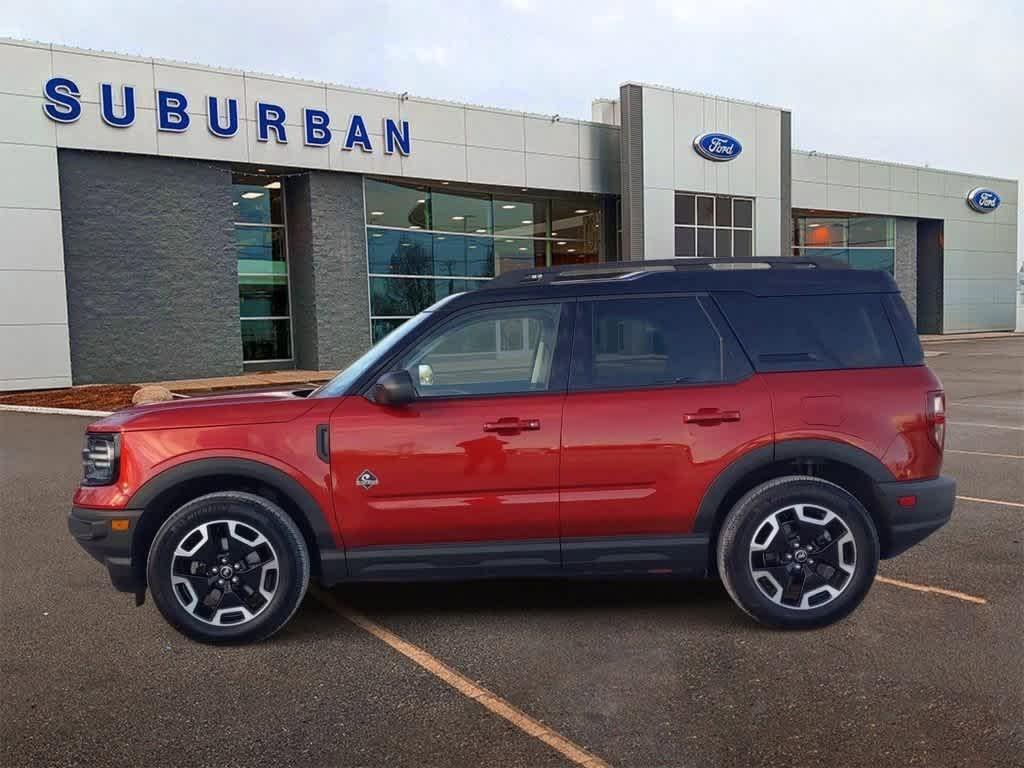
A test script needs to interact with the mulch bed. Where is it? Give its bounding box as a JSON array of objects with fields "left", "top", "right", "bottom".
[{"left": 0, "top": 384, "right": 140, "bottom": 412}]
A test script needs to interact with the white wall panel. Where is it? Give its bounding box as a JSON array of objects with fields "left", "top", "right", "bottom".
[
  {"left": 641, "top": 86, "right": 674, "bottom": 191},
  {"left": 859, "top": 187, "right": 891, "bottom": 215},
  {"left": 0, "top": 144, "right": 60, "bottom": 209},
  {"left": 579, "top": 158, "right": 618, "bottom": 194},
  {"left": 0, "top": 41, "right": 52, "bottom": 97},
  {"left": 158, "top": 118, "right": 249, "bottom": 162},
  {"left": 579, "top": 124, "right": 617, "bottom": 160},
  {"left": 792, "top": 152, "right": 827, "bottom": 183},
  {"left": 826, "top": 157, "right": 859, "bottom": 187},
  {"left": 0, "top": 208, "right": 64, "bottom": 270},
  {"left": 466, "top": 146, "right": 525, "bottom": 187},
  {"left": 0, "top": 324, "right": 71, "bottom": 386},
  {"left": 401, "top": 138, "right": 467, "bottom": 182},
  {"left": 0, "top": 93, "right": 56, "bottom": 146},
  {"left": 326, "top": 88, "right": 402, "bottom": 139},
  {"left": 754, "top": 107, "right": 781, "bottom": 199},
  {"left": 826, "top": 184, "right": 859, "bottom": 211},
  {"left": 399, "top": 99, "right": 466, "bottom": 144},
  {"left": 642, "top": 187, "right": 674, "bottom": 259},
  {"left": 891, "top": 166, "right": 918, "bottom": 193},
  {"left": 242, "top": 75, "right": 326, "bottom": 127},
  {"left": 728, "top": 102, "right": 757, "bottom": 197},
  {"left": 52, "top": 49, "right": 156, "bottom": 108},
  {"left": 525, "top": 117, "right": 578, "bottom": 157},
  {"left": 859, "top": 162, "right": 891, "bottom": 190},
  {"left": 0, "top": 270, "right": 68, "bottom": 325},
  {"left": 671, "top": 91, "right": 705, "bottom": 192},
  {"left": 56, "top": 103, "right": 159, "bottom": 155},
  {"left": 756, "top": 198, "right": 781, "bottom": 256},
  {"left": 792, "top": 179, "right": 827, "bottom": 208},
  {"left": 153, "top": 63, "right": 245, "bottom": 117},
  {"left": 333, "top": 143, "right": 404, "bottom": 175},
  {"left": 466, "top": 109, "right": 525, "bottom": 152},
  {"left": 525, "top": 153, "right": 579, "bottom": 192}
]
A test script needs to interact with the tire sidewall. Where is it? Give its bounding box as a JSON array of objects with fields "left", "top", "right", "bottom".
[
  {"left": 721, "top": 478, "right": 879, "bottom": 629},
  {"left": 147, "top": 492, "right": 308, "bottom": 644}
]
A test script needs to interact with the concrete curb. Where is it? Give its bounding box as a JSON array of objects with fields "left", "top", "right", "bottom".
[{"left": 0, "top": 404, "right": 114, "bottom": 418}]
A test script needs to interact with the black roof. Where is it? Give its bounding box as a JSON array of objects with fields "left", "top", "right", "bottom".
[{"left": 444, "top": 257, "right": 899, "bottom": 311}]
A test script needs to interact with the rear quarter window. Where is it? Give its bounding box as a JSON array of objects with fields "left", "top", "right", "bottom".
[{"left": 715, "top": 292, "right": 904, "bottom": 372}]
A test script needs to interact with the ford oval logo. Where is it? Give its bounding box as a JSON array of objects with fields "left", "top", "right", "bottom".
[
  {"left": 966, "top": 187, "right": 1001, "bottom": 213},
  {"left": 693, "top": 132, "right": 742, "bottom": 162}
]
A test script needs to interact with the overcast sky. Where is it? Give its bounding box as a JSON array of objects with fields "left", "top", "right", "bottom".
[{"left": 3, "top": 0, "right": 1021, "bottom": 263}]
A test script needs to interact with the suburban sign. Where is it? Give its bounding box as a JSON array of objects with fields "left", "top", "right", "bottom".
[
  {"left": 966, "top": 187, "right": 1001, "bottom": 213},
  {"left": 693, "top": 132, "right": 742, "bottom": 162},
  {"left": 41, "top": 76, "right": 412, "bottom": 155}
]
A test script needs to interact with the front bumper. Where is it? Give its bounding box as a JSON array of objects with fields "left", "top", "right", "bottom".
[
  {"left": 68, "top": 506, "right": 143, "bottom": 593},
  {"left": 873, "top": 475, "right": 956, "bottom": 558}
]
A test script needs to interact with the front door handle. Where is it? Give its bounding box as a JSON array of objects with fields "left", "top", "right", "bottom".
[
  {"left": 483, "top": 417, "right": 541, "bottom": 434},
  {"left": 684, "top": 409, "right": 741, "bottom": 425}
]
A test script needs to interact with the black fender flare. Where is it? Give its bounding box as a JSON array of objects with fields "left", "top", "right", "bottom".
[
  {"left": 692, "top": 439, "right": 894, "bottom": 534},
  {"left": 128, "top": 457, "right": 347, "bottom": 583}
]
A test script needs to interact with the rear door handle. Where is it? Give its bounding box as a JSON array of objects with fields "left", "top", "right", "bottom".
[
  {"left": 483, "top": 417, "right": 541, "bottom": 434},
  {"left": 684, "top": 409, "right": 741, "bottom": 425}
]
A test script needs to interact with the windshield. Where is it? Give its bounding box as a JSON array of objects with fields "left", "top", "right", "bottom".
[{"left": 311, "top": 312, "right": 434, "bottom": 398}]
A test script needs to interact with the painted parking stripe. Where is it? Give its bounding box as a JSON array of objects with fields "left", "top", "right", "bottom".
[
  {"left": 310, "top": 587, "right": 611, "bottom": 768},
  {"left": 956, "top": 495, "right": 1024, "bottom": 509},
  {"left": 875, "top": 576, "right": 987, "bottom": 605},
  {"left": 946, "top": 449, "right": 1023, "bottom": 460},
  {"left": 948, "top": 421, "right": 1024, "bottom": 431}
]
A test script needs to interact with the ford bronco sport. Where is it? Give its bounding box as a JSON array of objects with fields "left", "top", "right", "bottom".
[{"left": 69, "top": 257, "right": 955, "bottom": 644}]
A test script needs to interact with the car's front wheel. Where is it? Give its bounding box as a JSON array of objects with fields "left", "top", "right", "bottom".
[
  {"left": 147, "top": 491, "right": 310, "bottom": 644},
  {"left": 717, "top": 475, "right": 879, "bottom": 629}
]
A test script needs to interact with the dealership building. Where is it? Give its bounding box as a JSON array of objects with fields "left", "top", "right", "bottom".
[{"left": 0, "top": 37, "right": 1019, "bottom": 391}]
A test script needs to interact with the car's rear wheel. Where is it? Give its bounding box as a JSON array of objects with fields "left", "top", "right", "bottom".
[
  {"left": 147, "top": 491, "right": 309, "bottom": 644},
  {"left": 717, "top": 475, "right": 879, "bottom": 629}
]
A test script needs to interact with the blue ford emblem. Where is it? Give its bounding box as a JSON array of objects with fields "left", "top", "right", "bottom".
[
  {"left": 693, "top": 132, "right": 742, "bottom": 162},
  {"left": 966, "top": 187, "right": 1001, "bottom": 213}
]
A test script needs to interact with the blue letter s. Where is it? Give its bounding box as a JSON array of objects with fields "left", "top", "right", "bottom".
[{"left": 42, "top": 77, "right": 82, "bottom": 123}]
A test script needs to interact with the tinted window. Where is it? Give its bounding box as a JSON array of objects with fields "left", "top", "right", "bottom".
[
  {"left": 570, "top": 297, "right": 740, "bottom": 390},
  {"left": 398, "top": 303, "right": 565, "bottom": 397},
  {"left": 883, "top": 294, "right": 924, "bottom": 364},
  {"left": 716, "top": 293, "right": 903, "bottom": 371}
]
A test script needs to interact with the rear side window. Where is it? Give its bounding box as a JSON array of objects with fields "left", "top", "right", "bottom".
[
  {"left": 883, "top": 294, "right": 924, "bottom": 365},
  {"left": 715, "top": 292, "right": 903, "bottom": 372},
  {"left": 570, "top": 296, "right": 749, "bottom": 390}
]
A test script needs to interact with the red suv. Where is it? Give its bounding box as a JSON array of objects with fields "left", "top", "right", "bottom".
[{"left": 70, "top": 258, "right": 954, "bottom": 644}]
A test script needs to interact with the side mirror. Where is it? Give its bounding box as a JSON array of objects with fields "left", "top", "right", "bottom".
[{"left": 372, "top": 370, "right": 417, "bottom": 406}]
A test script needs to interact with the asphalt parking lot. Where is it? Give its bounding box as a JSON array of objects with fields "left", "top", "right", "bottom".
[{"left": 1, "top": 337, "right": 1021, "bottom": 768}]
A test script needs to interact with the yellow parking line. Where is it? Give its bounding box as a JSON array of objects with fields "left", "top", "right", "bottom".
[
  {"left": 310, "top": 587, "right": 611, "bottom": 768},
  {"left": 956, "top": 495, "right": 1024, "bottom": 509},
  {"left": 947, "top": 449, "right": 1023, "bottom": 460},
  {"left": 875, "top": 575, "right": 987, "bottom": 605}
]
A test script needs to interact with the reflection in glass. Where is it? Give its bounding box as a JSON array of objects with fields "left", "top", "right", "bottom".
[
  {"left": 494, "top": 196, "right": 547, "bottom": 237},
  {"left": 495, "top": 239, "right": 545, "bottom": 274},
  {"left": 364, "top": 179, "right": 429, "bottom": 229},
  {"left": 733, "top": 199, "right": 753, "bottom": 229},
  {"left": 233, "top": 178, "right": 283, "bottom": 225},
  {"left": 675, "top": 227, "right": 696, "bottom": 258},
  {"left": 675, "top": 194, "right": 695, "bottom": 225},
  {"left": 432, "top": 189, "right": 492, "bottom": 234},
  {"left": 370, "top": 276, "right": 478, "bottom": 317},
  {"left": 240, "top": 274, "right": 289, "bottom": 317},
  {"left": 697, "top": 227, "right": 714, "bottom": 258},
  {"left": 236, "top": 227, "right": 287, "bottom": 275},
  {"left": 733, "top": 229, "right": 752, "bottom": 257},
  {"left": 697, "top": 196, "right": 714, "bottom": 226},
  {"left": 241, "top": 318, "right": 291, "bottom": 361}
]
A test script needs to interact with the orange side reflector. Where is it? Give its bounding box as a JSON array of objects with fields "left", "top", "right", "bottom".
[{"left": 110, "top": 519, "right": 131, "bottom": 532}]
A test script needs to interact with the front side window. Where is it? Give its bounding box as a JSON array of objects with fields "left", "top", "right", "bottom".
[
  {"left": 397, "top": 303, "right": 565, "bottom": 398},
  {"left": 570, "top": 296, "right": 737, "bottom": 390}
]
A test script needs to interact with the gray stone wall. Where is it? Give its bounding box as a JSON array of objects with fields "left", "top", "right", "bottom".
[
  {"left": 285, "top": 171, "right": 370, "bottom": 371},
  {"left": 894, "top": 218, "right": 918, "bottom": 324},
  {"left": 58, "top": 150, "right": 240, "bottom": 384}
]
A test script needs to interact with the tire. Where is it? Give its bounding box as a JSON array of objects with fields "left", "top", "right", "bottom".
[
  {"left": 147, "top": 491, "right": 310, "bottom": 645},
  {"left": 717, "top": 475, "right": 879, "bottom": 630}
]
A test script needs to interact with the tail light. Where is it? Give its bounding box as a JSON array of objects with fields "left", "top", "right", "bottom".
[{"left": 926, "top": 390, "right": 946, "bottom": 451}]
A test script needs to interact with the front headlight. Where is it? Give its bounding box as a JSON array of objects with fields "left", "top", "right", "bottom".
[{"left": 82, "top": 432, "right": 120, "bottom": 486}]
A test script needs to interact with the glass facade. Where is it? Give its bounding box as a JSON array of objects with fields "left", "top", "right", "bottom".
[
  {"left": 792, "top": 213, "right": 895, "bottom": 273},
  {"left": 674, "top": 193, "right": 754, "bottom": 258},
  {"left": 365, "top": 178, "right": 608, "bottom": 341},
  {"left": 233, "top": 174, "right": 292, "bottom": 362}
]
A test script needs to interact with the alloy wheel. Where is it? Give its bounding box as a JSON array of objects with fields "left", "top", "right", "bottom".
[
  {"left": 170, "top": 519, "right": 279, "bottom": 626},
  {"left": 748, "top": 503, "right": 856, "bottom": 610}
]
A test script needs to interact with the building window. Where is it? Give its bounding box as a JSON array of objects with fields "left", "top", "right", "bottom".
[
  {"left": 233, "top": 174, "right": 292, "bottom": 363},
  {"left": 792, "top": 213, "right": 895, "bottom": 273},
  {"left": 674, "top": 193, "right": 754, "bottom": 259},
  {"left": 365, "top": 178, "right": 607, "bottom": 342}
]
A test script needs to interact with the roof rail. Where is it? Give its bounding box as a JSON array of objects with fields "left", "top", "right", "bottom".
[{"left": 482, "top": 256, "right": 847, "bottom": 290}]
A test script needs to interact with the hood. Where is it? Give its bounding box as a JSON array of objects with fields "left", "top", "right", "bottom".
[{"left": 91, "top": 389, "right": 318, "bottom": 432}]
